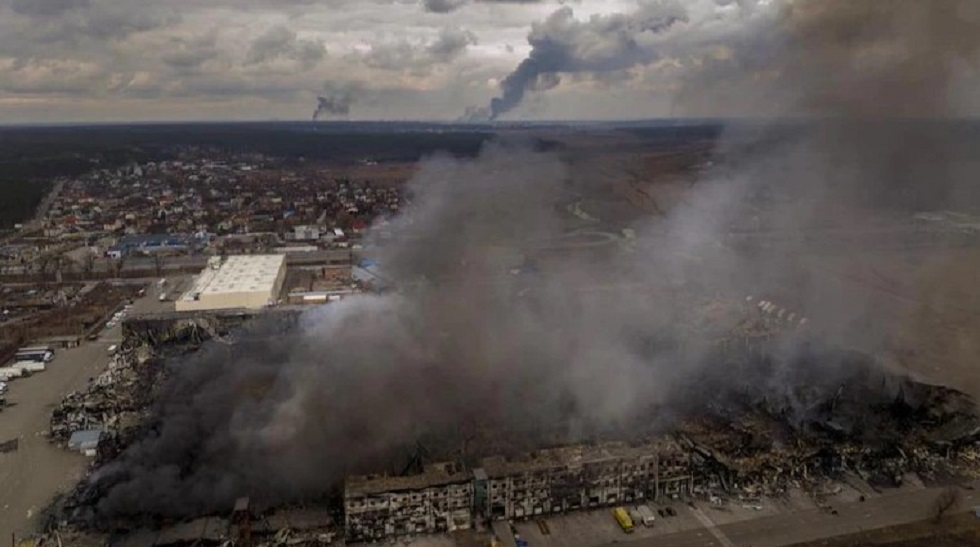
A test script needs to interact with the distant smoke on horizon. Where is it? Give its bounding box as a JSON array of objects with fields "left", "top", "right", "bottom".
[
  {"left": 312, "top": 84, "right": 362, "bottom": 121},
  {"left": 466, "top": 1, "right": 687, "bottom": 121}
]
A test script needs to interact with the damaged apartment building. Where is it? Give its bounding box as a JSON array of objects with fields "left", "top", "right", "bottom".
[
  {"left": 344, "top": 440, "right": 693, "bottom": 542},
  {"left": 345, "top": 462, "right": 475, "bottom": 542}
]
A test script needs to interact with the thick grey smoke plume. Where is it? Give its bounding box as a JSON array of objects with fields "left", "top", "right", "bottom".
[
  {"left": 90, "top": 0, "right": 980, "bottom": 522},
  {"left": 422, "top": 0, "right": 464, "bottom": 13},
  {"left": 472, "top": 1, "right": 687, "bottom": 120},
  {"left": 672, "top": 0, "right": 980, "bottom": 349},
  {"left": 92, "top": 141, "right": 707, "bottom": 520}
]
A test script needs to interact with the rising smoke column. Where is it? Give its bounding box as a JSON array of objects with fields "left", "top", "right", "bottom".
[
  {"left": 476, "top": 0, "right": 688, "bottom": 120},
  {"left": 312, "top": 84, "right": 362, "bottom": 121}
]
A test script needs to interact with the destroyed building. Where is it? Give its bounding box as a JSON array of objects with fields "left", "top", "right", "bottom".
[
  {"left": 344, "top": 462, "right": 474, "bottom": 542},
  {"left": 343, "top": 440, "right": 693, "bottom": 542},
  {"left": 480, "top": 439, "right": 692, "bottom": 520}
]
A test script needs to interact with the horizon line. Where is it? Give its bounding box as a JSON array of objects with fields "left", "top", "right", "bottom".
[{"left": 2, "top": 116, "right": 977, "bottom": 130}]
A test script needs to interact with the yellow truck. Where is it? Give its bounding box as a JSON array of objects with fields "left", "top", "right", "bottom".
[{"left": 613, "top": 506, "right": 635, "bottom": 533}]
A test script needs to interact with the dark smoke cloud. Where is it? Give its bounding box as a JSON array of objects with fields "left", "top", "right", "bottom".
[
  {"left": 92, "top": 141, "right": 709, "bottom": 519},
  {"left": 311, "top": 83, "right": 361, "bottom": 121},
  {"left": 422, "top": 0, "right": 545, "bottom": 14},
  {"left": 473, "top": 0, "right": 687, "bottom": 120},
  {"left": 421, "top": 0, "right": 464, "bottom": 13}
]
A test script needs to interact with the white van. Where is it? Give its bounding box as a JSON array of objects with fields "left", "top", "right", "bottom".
[
  {"left": 636, "top": 505, "right": 657, "bottom": 526},
  {"left": 107, "top": 344, "right": 118, "bottom": 355}
]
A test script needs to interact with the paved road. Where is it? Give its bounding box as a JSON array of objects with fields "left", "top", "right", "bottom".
[
  {"left": 612, "top": 483, "right": 980, "bottom": 547},
  {"left": 690, "top": 506, "right": 737, "bottom": 547}
]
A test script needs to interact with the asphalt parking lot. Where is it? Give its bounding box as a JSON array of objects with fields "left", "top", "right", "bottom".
[
  {"left": 90, "top": 275, "right": 190, "bottom": 345},
  {"left": 492, "top": 501, "right": 707, "bottom": 547}
]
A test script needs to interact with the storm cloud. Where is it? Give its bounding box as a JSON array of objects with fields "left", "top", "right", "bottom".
[{"left": 311, "top": 82, "right": 364, "bottom": 120}]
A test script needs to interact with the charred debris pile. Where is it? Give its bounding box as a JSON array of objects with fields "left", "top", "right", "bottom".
[
  {"left": 46, "top": 312, "right": 260, "bottom": 460},
  {"left": 680, "top": 347, "right": 980, "bottom": 501}
]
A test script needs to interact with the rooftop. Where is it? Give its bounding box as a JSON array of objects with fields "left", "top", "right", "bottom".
[
  {"left": 67, "top": 429, "right": 103, "bottom": 450},
  {"left": 346, "top": 462, "right": 471, "bottom": 497},
  {"left": 181, "top": 255, "right": 285, "bottom": 299},
  {"left": 345, "top": 440, "right": 690, "bottom": 495},
  {"left": 480, "top": 440, "right": 681, "bottom": 478}
]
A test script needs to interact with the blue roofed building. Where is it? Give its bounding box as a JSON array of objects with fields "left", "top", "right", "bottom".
[{"left": 106, "top": 233, "right": 196, "bottom": 258}]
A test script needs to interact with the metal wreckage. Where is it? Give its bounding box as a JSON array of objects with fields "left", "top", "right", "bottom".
[{"left": 30, "top": 300, "right": 980, "bottom": 546}]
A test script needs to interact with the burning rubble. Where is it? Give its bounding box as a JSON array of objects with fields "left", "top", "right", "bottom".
[{"left": 679, "top": 343, "right": 980, "bottom": 503}]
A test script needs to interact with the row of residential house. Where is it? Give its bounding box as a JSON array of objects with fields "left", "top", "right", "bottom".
[
  {"left": 1, "top": 149, "right": 404, "bottom": 270},
  {"left": 31, "top": 150, "right": 400, "bottom": 255},
  {"left": 344, "top": 439, "right": 694, "bottom": 542}
]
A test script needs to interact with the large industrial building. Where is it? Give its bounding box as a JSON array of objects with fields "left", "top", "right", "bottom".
[
  {"left": 344, "top": 440, "right": 694, "bottom": 543},
  {"left": 176, "top": 255, "right": 287, "bottom": 311}
]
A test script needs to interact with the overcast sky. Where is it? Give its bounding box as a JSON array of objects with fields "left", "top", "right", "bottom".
[{"left": 2, "top": 0, "right": 975, "bottom": 123}]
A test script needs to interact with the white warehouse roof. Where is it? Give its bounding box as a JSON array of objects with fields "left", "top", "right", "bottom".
[{"left": 177, "top": 255, "right": 287, "bottom": 311}]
